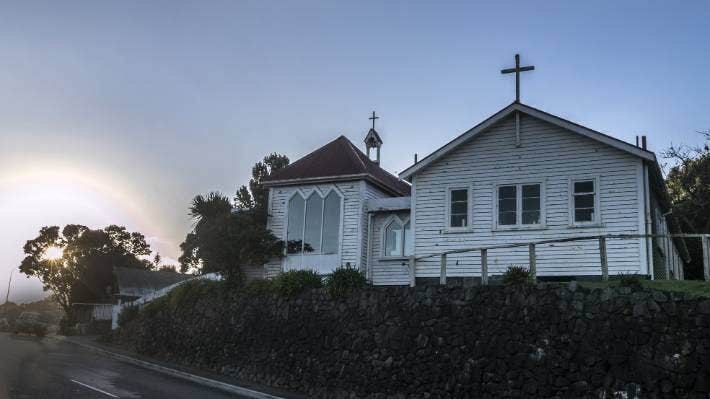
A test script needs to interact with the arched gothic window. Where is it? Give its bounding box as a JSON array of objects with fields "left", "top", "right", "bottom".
[
  {"left": 384, "top": 218, "right": 412, "bottom": 257},
  {"left": 287, "top": 190, "right": 341, "bottom": 254}
]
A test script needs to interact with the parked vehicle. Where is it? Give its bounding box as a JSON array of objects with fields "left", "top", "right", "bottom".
[{"left": 13, "top": 312, "right": 48, "bottom": 337}]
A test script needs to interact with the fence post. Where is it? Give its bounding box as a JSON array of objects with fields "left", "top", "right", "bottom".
[
  {"left": 704, "top": 236, "right": 710, "bottom": 282},
  {"left": 440, "top": 254, "right": 447, "bottom": 285},
  {"left": 481, "top": 249, "right": 488, "bottom": 286},
  {"left": 599, "top": 237, "right": 608, "bottom": 281},
  {"left": 528, "top": 244, "right": 537, "bottom": 282},
  {"left": 408, "top": 256, "right": 416, "bottom": 287}
]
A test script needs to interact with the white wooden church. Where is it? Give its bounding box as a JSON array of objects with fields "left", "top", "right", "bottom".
[{"left": 262, "top": 60, "right": 689, "bottom": 285}]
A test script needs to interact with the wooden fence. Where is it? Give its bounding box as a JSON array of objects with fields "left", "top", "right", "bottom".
[{"left": 406, "top": 233, "right": 710, "bottom": 287}]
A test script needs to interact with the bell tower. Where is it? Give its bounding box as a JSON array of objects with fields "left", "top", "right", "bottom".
[{"left": 364, "top": 111, "right": 383, "bottom": 164}]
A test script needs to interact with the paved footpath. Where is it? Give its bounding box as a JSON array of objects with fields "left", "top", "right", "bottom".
[{"left": 0, "top": 332, "right": 251, "bottom": 399}]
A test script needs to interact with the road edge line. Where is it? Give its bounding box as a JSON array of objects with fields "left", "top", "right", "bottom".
[{"left": 51, "top": 336, "right": 286, "bottom": 399}]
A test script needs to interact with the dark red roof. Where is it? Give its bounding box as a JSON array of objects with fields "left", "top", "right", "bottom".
[{"left": 265, "top": 136, "right": 410, "bottom": 196}]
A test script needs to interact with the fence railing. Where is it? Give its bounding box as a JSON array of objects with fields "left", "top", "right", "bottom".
[
  {"left": 405, "top": 233, "right": 709, "bottom": 287},
  {"left": 72, "top": 303, "right": 114, "bottom": 322},
  {"left": 110, "top": 272, "right": 222, "bottom": 330}
]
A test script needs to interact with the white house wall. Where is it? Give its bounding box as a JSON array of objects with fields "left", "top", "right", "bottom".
[
  {"left": 369, "top": 211, "right": 413, "bottom": 285},
  {"left": 265, "top": 181, "right": 365, "bottom": 276},
  {"left": 412, "top": 113, "right": 645, "bottom": 279},
  {"left": 361, "top": 182, "right": 394, "bottom": 271}
]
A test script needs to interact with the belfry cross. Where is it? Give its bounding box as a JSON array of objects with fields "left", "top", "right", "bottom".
[
  {"left": 369, "top": 111, "right": 379, "bottom": 130},
  {"left": 501, "top": 54, "right": 535, "bottom": 103}
]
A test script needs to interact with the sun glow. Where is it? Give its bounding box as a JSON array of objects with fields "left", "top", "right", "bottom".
[{"left": 43, "top": 246, "right": 64, "bottom": 260}]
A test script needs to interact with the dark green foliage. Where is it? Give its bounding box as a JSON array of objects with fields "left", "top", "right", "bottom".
[
  {"left": 502, "top": 265, "right": 533, "bottom": 285},
  {"left": 117, "top": 305, "right": 140, "bottom": 328},
  {"left": 618, "top": 272, "right": 643, "bottom": 289},
  {"left": 664, "top": 135, "right": 710, "bottom": 279},
  {"left": 325, "top": 266, "right": 367, "bottom": 297},
  {"left": 180, "top": 153, "right": 289, "bottom": 278},
  {"left": 273, "top": 270, "right": 322, "bottom": 297},
  {"left": 141, "top": 279, "right": 227, "bottom": 320},
  {"left": 168, "top": 279, "right": 226, "bottom": 307},
  {"left": 234, "top": 153, "right": 290, "bottom": 215},
  {"left": 59, "top": 316, "right": 76, "bottom": 335},
  {"left": 19, "top": 224, "right": 153, "bottom": 321},
  {"left": 179, "top": 192, "right": 284, "bottom": 280},
  {"left": 242, "top": 278, "right": 275, "bottom": 295}
]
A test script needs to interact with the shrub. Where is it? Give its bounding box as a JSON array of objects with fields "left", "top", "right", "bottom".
[
  {"left": 242, "top": 278, "right": 275, "bottom": 295},
  {"left": 167, "top": 279, "right": 226, "bottom": 308},
  {"left": 325, "top": 266, "right": 367, "bottom": 298},
  {"left": 141, "top": 296, "right": 166, "bottom": 319},
  {"left": 273, "top": 269, "right": 322, "bottom": 297},
  {"left": 618, "top": 272, "right": 643, "bottom": 289},
  {"left": 502, "top": 265, "right": 533, "bottom": 285},
  {"left": 59, "top": 316, "right": 77, "bottom": 336},
  {"left": 117, "top": 305, "right": 140, "bottom": 328}
]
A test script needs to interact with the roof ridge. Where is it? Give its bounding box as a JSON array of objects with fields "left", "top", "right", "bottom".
[{"left": 343, "top": 136, "right": 368, "bottom": 170}]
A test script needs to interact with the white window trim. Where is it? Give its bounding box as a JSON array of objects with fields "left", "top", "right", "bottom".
[
  {"left": 444, "top": 184, "right": 473, "bottom": 232},
  {"left": 380, "top": 215, "right": 412, "bottom": 260},
  {"left": 492, "top": 180, "right": 546, "bottom": 231},
  {"left": 568, "top": 176, "right": 602, "bottom": 227},
  {"left": 283, "top": 186, "right": 344, "bottom": 256}
]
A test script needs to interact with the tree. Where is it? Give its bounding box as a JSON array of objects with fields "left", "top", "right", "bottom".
[
  {"left": 179, "top": 192, "right": 233, "bottom": 273},
  {"left": 663, "top": 131, "right": 710, "bottom": 279},
  {"left": 235, "top": 153, "right": 290, "bottom": 213},
  {"left": 179, "top": 192, "right": 284, "bottom": 281},
  {"left": 19, "top": 225, "right": 152, "bottom": 320},
  {"left": 153, "top": 253, "right": 162, "bottom": 269}
]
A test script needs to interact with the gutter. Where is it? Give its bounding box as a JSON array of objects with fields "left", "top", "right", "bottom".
[{"left": 264, "top": 174, "right": 409, "bottom": 197}]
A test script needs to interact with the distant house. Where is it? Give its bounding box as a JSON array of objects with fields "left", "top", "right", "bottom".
[
  {"left": 113, "top": 267, "right": 191, "bottom": 304},
  {"left": 73, "top": 267, "right": 191, "bottom": 333},
  {"left": 262, "top": 102, "right": 689, "bottom": 284}
]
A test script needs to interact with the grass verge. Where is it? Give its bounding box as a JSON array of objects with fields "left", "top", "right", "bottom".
[{"left": 579, "top": 279, "right": 710, "bottom": 298}]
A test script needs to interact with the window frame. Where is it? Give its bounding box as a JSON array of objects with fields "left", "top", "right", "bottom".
[
  {"left": 381, "top": 215, "right": 413, "bottom": 259},
  {"left": 284, "top": 187, "right": 344, "bottom": 255},
  {"left": 493, "top": 181, "right": 546, "bottom": 230},
  {"left": 444, "top": 185, "right": 473, "bottom": 231},
  {"left": 568, "top": 176, "right": 601, "bottom": 227}
]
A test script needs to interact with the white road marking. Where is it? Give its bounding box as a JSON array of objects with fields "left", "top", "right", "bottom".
[{"left": 70, "top": 379, "right": 120, "bottom": 398}]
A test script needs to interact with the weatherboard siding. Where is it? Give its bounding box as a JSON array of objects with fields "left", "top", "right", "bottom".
[
  {"left": 412, "top": 113, "right": 645, "bottom": 279},
  {"left": 361, "top": 182, "right": 394, "bottom": 271},
  {"left": 369, "top": 211, "right": 412, "bottom": 285},
  {"left": 265, "top": 181, "right": 364, "bottom": 277}
]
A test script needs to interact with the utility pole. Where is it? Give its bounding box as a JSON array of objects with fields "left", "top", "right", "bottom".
[{"left": 4, "top": 269, "right": 13, "bottom": 304}]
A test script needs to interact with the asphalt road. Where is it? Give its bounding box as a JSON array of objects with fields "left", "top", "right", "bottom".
[{"left": 0, "top": 332, "right": 248, "bottom": 399}]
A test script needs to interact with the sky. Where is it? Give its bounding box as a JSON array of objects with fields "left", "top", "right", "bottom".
[{"left": 1, "top": 1, "right": 709, "bottom": 302}]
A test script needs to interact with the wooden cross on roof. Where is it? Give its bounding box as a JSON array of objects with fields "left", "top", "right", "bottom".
[
  {"left": 369, "top": 111, "right": 379, "bottom": 130},
  {"left": 501, "top": 54, "right": 535, "bottom": 103}
]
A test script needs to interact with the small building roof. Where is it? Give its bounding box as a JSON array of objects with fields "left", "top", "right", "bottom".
[
  {"left": 264, "top": 135, "right": 410, "bottom": 196},
  {"left": 113, "top": 267, "right": 191, "bottom": 298},
  {"left": 366, "top": 196, "right": 411, "bottom": 213},
  {"left": 364, "top": 128, "right": 383, "bottom": 148}
]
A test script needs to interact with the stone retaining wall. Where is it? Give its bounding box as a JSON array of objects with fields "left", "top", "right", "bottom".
[{"left": 110, "top": 282, "right": 710, "bottom": 398}]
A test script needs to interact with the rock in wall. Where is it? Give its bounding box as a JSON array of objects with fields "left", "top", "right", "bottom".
[{"left": 110, "top": 282, "right": 710, "bottom": 398}]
